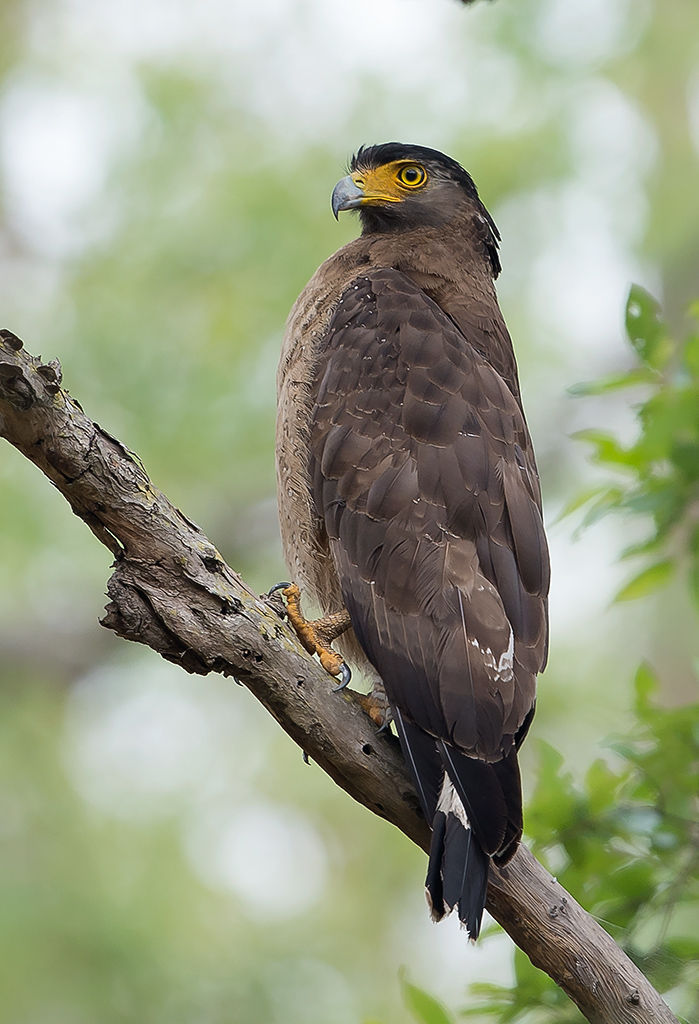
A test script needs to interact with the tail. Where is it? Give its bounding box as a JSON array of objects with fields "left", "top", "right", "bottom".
[
  {"left": 425, "top": 777, "right": 490, "bottom": 937},
  {"left": 394, "top": 707, "right": 523, "bottom": 940}
]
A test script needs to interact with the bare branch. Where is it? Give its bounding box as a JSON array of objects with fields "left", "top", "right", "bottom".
[{"left": 0, "top": 329, "right": 679, "bottom": 1024}]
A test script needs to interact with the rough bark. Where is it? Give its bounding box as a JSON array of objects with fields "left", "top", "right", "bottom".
[{"left": 0, "top": 329, "right": 679, "bottom": 1024}]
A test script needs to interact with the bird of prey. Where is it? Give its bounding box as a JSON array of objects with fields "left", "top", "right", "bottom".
[{"left": 275, "top": 143, "right": 549, "bottom": 938}]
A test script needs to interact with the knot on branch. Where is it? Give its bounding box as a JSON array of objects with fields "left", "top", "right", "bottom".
[
  {"left": 102, "top": 573, "right": 212, "bottom": 676},
  {"left": 0, "top": 331, "right": 64, "bottom": 408},
  {"left": 0, "top": 329, "right": 23, "bottom": 351},
  {"left": 36, "top": 359, "right": 63, "bottom": 393}
]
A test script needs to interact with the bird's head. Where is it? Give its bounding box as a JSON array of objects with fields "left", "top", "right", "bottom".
[{"left": 331, "top": 142, "right": 501, "bottom": 274}]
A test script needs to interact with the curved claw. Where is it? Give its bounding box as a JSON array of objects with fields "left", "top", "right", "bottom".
[
  {"left": 268, "top": 581, "right": 292, "bottom": 596},
  {"left": 332, "top": 662, "right": 352, "bottom": 692}
]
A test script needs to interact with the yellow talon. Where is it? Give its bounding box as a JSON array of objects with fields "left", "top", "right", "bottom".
[{"left": 273, "top": 582, "right": 351, "bottom": 682}]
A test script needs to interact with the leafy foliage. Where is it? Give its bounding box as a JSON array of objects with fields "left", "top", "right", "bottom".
[
  {"left": 405, "top": 666, "right": 699, "bottom": 1024},
  {"left": 471, "top": 667, "right": 698, "bottom": 1022},
  {"left": 572, "top": 286, "right": 699, "bottom": 607}
]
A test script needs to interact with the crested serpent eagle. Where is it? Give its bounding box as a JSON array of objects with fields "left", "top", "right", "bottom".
[{"left": 275, "top": 143, "right": 550, "bottom": 939}]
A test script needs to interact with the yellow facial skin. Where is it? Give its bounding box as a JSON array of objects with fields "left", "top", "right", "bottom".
[{"left": 350, "top": 161, "right": 429, "bottom": 205}]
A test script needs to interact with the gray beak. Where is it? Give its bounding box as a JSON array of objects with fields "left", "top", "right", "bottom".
[{"left": 331, "top": 175, "right": 365, "bottom": 219}]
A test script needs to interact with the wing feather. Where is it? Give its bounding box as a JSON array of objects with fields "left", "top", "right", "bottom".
[{"left": 309, "top": 268, "right": 549, "bottom": 763}]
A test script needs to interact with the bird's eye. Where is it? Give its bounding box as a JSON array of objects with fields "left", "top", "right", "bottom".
[{"left": 396, "top": 164, "right": 427, "bottom": 188}]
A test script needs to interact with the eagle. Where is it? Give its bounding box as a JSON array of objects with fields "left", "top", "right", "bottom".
[{"left": 275, "top": 143, "right": 550, "bottom": 939}]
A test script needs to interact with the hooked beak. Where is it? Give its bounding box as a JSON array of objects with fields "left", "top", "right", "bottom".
[{"left": 331, "top": 175, "right": 365, "bottom": 219}]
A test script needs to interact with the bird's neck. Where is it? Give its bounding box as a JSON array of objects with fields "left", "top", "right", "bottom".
[{"left": 353, "top": 223, "right": 522, "bottom": 400}]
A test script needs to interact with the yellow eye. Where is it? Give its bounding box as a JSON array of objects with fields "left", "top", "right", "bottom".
[{"left": 396, "top": 164, "right": 427, "bottom": 189}]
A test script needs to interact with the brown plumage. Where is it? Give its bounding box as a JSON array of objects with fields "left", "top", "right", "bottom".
[{"left": 276, "top": 143, "right": 549, "bottom": 938}]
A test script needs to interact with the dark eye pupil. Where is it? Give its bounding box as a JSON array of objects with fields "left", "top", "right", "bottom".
[{"left": 403, "top": 168, "right": 419, "bottom": 182}]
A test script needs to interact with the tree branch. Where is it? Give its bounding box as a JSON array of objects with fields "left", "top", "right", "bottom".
[{"left": 0, "top": 329, "right": 678, "bottom": 1024}]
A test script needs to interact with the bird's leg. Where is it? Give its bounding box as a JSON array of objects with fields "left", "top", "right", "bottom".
[
  {"left": 354, "top": 675, "right": 393, "bottom": 732},
  {"left": 268, "top": 583, "right": 352, "bottom": 689}
]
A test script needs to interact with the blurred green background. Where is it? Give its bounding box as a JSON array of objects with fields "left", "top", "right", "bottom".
[{"left": 0, "top": 1, "right": 697, "bottom": 1022}]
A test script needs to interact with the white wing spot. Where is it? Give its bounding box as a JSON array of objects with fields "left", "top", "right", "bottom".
[
  {"left": 437, "top": 773, "right": 470, "bottom": 830},
  {"left": 469, "top": 628, "right": 514, "bottom": 683},
  {"left": 497, "top": 627, "right": 515, "bottom": 681}
]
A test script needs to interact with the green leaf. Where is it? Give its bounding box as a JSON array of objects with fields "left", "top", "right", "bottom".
[
  {"left": 400, "top": 972, "right": 456, "bottom": 1024},
  {"left": 666, "top": 936, "right": 699, "bottom": 961},
  {"left": 567, "top": 367, "right": 655, "bottom": 396},
  {"left": 614, "top": 559, "right": 675, "bottom": 602},
  {"left": 578, "top": 487, "right": 626, "bottom": 528},
  {"left": 671, "top": 440, "right": 699, "bottom": 479},
  {"left": 554, "top": 485, "right": 609, "bottom": 522},
  {"left": 610, "top": 860, "right": 656, "bottom": 901},
  {"left": 618, "top": 535, "right": 662, "bottom": 560},
  {"left": 633, "top": 661, "right": 658, "bottom": 710},
  {"left": 625, "top": 284, "right": 668, "bottom": 368},
  {"left": 584, "top": 758, "right": 621, "bottom": 814},
  {"left": 683, "top": 330, "right": 699, "bottom": 377},
  {"left": 572, "top": 429, "right": 635, "bottom": 468},
  {"left": 460, "top": 982, "right": 512, "bottom": 1018}
]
